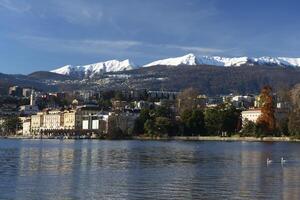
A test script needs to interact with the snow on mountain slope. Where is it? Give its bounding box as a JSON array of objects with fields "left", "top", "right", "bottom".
[
  {"left": 144, "top": 53, "right": 198, "bottom": 67},
  {"left": 144, "top": 53, "right": 300, "bottom": 68},
  {"left": 51, "top": 59, "right": 136, "bottom": 78},
  {"left": 198, "top": 56, "right": 249, "bottom": 67},
  {"left": 51, "top": 54, "right": 300, "bottom": 78},
  {"left": 250, "top": 57, "right": 300, "bottom": 67}
]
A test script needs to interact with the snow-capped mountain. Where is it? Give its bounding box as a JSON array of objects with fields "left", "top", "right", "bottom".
[
  {"left": 51, "top": 54, "right": 300, "bottom": 78},
  {"left": 143, "top": 53, "right": 300, "bottom": 68},
  {"left": 51, "top": 59, "right": 136, "bottom": 78},
  {"left": 144, "top": 53, "right": 198, "bottom": 67}
]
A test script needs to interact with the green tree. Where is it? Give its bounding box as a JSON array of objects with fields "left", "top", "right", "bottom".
[
  {"left": 204, "top": 108, "right": 223, "bottom": 136},
  {"left": 222, "top": 106, "right": 241, "bottom": 135},
  {"left": 181, "top": 109, "right": 205, "bottom": 136},
  {"left": 288, "top": 109, "right": 300, "bottom": 138},
  {"left": 107, "top": 127, "right": 124, "bottom": 140},
  {"left": 154, "top": 117, "right": 173, "bottom": 136},
  {"left": 241, "top": 120, "right": 257, "bottom": 137},
  {"left": 132, "top": 109, "right": 151, "bottom": 135},
  {"left": 153, "top": 106, "right": 174, "bottom": 119},
  {"left": 204, "top": 105, "right": 241, "bottom": 136},
  {"left": 144, "top": 119, "right": 156, "bottom": 136},
  {"left": 3, "top": 116, "right": 21, "bottom": 135}
]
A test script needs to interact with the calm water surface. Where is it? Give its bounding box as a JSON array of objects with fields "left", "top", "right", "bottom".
[{"left": 0, "top": 139, "right": 299, "bottom": 200}]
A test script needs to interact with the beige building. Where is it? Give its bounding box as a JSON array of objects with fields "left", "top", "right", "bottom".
[
  {"left": 42, "top": 110, "right": 63, "bottom": 130},
  {"left": 242, "top": 108, "right": 289, "bottom": 126},
  {"left": 63, "top": 110, "right": 82, "bottom": 130},
  {"left": 241, "top": 109, "right": 262, "bottom": 124},
  {"left": 31, "top": 112, "right": 44, "bottom": 134}
]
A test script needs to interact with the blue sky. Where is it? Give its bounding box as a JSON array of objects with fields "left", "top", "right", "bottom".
[{"left": 0, "top": 0, "right": 300, "bottom": 74}]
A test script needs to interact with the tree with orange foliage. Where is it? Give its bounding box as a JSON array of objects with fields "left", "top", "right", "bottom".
[{"left": 257, "top": 86, "right": 276, "bottom": 134}]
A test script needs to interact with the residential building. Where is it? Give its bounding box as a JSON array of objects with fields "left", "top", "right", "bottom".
[
  {"left": 22, "top": 88, "right": 34, "bottom": 98},
  {"left": 241, "top": 109, "right": 262, "bottom": 124},
  {"left": 231, "top": 95, "right": 255, "bottom": 108},
  {"left": 31, "top": 112, "right": 44, "bottom": 134},
  {"left": 42, "top": 110, "right": 63, "bottom": 130},
  {"left": 22, "top": 119, "right": 31, "bottom": 136},
  {"left": 63, "top": 110, "right": 82, "bottom": 130},
  {"left": 8, "top": 86, "right": 22, "bottom": 97},
  {"left": 148, "top": 90, "right": 179, "bottom": 100},
  {"left": 242, "top": 108, "right": 289, "bottom": 126}
]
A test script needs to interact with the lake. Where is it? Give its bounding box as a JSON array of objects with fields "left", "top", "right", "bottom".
[{"left": 0, "top": 139, "right": 299, "bottom": 200}]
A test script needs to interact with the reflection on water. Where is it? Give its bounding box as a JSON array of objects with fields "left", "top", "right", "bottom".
[{"left": 0, "top": 139, "right": 300, "bottom": 199}]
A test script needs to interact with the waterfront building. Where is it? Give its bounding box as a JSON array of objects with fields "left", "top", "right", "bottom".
[
  {"left": 242, "top": 108, "right": 289, "bottom": 126},
  {"left": 63, "top": 110, "right": 82, "bottom": 130},
  {"left": 31, "top": 112, "right": 44, "bottom": 134},
  {"left": 22, "top": 119, "right": 31, "bottom": 136},
  {"left": 82, "top": 111, "right": 138, "bottom": 135},
  {"left": 241, "top": 109, "right": 262, "bottom": 124},
  {"left": 42, "top": 110, "right": 63, "bottom": 130},
  {"left": 82, "top": 112, "right": 109, "bottom": 133}
]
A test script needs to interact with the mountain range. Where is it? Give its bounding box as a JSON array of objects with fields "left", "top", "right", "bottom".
[
  {"left": 2, "top": 53, "right": 300, "bottom": 95},
  {"left": 144, "top": 53, "right": 300, "bottom": 68},
  {"left": 51, "top": 53, "right": 300, "bottom": 78},
  {"left": 51, "top": 59, "right": 136, "bottom": 78}
]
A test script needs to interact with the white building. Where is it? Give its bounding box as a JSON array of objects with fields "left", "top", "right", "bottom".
[
  {"left": 241, "top": 109, "right": 262, "bottom": 124},
  {"left": 22, "top": 120, "right": 31, "bottom": 136}
]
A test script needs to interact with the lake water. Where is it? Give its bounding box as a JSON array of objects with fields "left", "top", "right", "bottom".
[{"left": 0, "top": 139, "right": 299, "bottom": 200}]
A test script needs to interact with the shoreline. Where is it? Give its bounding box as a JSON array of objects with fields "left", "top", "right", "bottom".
[
  {"left": 133, "top": 136, "right": 300, "bottom": 142},
  {"left": 1, "top": 135, "right": 300, "bottom": 142}
]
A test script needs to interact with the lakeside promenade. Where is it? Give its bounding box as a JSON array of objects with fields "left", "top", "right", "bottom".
[{"left": 2, "top": 135, "right": 300, "bottom": 142}]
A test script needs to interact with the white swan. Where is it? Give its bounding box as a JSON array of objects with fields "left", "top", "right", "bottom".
[{"left": 267, "top": 158, "right": 272, "bottom": 164}]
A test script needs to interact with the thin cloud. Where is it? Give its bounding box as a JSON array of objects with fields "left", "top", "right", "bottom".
[
  {"left": 165, "top": 44, "right": 224, "bottom": 54},
  {"left": 15, "top": 35, "right": 226, "bottom": 59},
  {"left": 16, "top": 35, "right": 143, "bottom": 55},
  {"left": 0, "top": 0, "right": 31, "bottom": 13},
  {"left": 49, "top": 0, "right": 103, "bottom": 25}
]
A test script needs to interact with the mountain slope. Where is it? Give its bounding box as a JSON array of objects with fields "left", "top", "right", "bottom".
[
  {"left": 143, "top": 53, "right": 300, "bottom": 68},
  {"left": 107, "top": 64, "right": 300, "bottom": 94},
  {"left": 144, "top": 53, "right": 198, "bottom": 67},
  {"left": 51, "top": 59, "right": 136, "bottom": 78},
  {"left": 28, "top": 71, "right": 72, "bottom": 81}
]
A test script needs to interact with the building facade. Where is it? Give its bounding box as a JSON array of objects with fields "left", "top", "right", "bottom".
[{"left": 241, "top": 109, "right": 262, "bottom": 124}]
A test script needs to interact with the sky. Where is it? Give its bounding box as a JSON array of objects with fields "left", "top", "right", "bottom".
[{"left": 0, "top": 0, "right": 300, "bottom": 74}]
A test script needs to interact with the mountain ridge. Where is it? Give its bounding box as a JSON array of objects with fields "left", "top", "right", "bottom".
[
  {"left": 51, "top": 59, "right": 136, "bottom": 78},
  {"left": 143, "top": 53, "right": 300, "bottom": 68},
  {"left": 49, "top": 53, "right": 300, "bottom": 78}
]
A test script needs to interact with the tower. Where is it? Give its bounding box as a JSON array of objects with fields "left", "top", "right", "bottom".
[{"left": 30, "top": 90, "right": 36, "bottom": 106}]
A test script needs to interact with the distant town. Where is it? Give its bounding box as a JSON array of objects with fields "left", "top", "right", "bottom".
[{"left": 0, "top": 84, "right": 294, "bottom": 140}]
